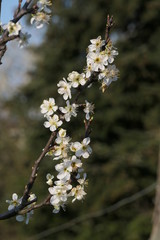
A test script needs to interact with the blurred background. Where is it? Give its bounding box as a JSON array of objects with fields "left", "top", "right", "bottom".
[{"left": 0, "top": 0, "right": 160, "bottom": 239}]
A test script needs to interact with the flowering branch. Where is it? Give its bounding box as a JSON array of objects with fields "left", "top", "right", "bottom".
[
  {"left": 0, "top": 132, "right": 55, "bottom": 220},
  {"left": 0, "top": 2, "right": 119, "bottom": 224},
  {"left": 0, "top": 0, "right": 51, "bottom": 64},
  {"left": 22, "top": 132, "right": 56, "bottom": 202}
]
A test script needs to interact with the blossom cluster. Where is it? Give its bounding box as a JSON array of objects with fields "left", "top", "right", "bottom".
[
  {"left": 87, "top": 36, "right": 119, "bottom": 91},
  {"left": 38, "top": 36, "right": 119, "bottom": 215},
  {"left": 2, "top": 0, "right": 52, "bottom": 48},
  {"left": 6, "top": 34, "right": 119, "bottom": 223},
  {"left": 6, "top": 193, "right": 36, "bottom": 224},
  {"left": 31, "top": 0, "right": 52, "bottom": 29},
  {"left": 40, "top": 96, "right": 93, "bottom": 213},
  {"left": 46, "top": 128, "right": 91, "bottom": 213}
]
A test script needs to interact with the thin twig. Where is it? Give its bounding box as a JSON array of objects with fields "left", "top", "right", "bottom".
[
  {"left": 14, "top": 0, "right": 23, "bottom": 18},
  {"left": 105, "top": 15, "right": 114, "bottom": 43},
  {"left": 0, "top": 132, "right": 55, "bottom": 220},
  {"left": 19, "top": 194, "right": 51, "bottom": 215},
  {"left": 22, "top": 132, "right": 56, "bottom": 203}
]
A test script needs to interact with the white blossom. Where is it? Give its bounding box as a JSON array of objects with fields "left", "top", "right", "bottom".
[
  {"left": 70, "top": 141, "right": 81, "bottom": 154},
  {"left": 40, "top": 98, "right": 58, "bottom": 117},
  {"left": 70, "top": 155, "right": 82, "bottom": 171},
  {"left": 58, "top": 128, "right": 67, "bottom": 138},
  {"left": 57, "top": 78, "right": 71, "bottom": 100},
  {"left": 51, "top": 129, "right": 71, "bottom": 160},
  {"left": 46, "top": 173, "right": 54, "bottom": 186},
  {"left": 15, "top": 193, "right": 35, "bottom": 224},
  {"left": 77, "top": 173, "right": 88, "bottom": 187},
  {"left": 67, "top": 71, "right": 86, "bottom": 88},
  {"left": 4, "top": 22, "right": 21, "bottom": 36},
  {"left": 76, "top": 137, "right": 92, "bottom": 159},
  {"left": 98, "top": 65, "right": 119, "bottom": 86},
  {"left": 70, "top": 185, "right": 87, "bottom": 202},
  {"left": 6, "top": 193, "right": 21, "bottom": 210},
  {"left": 105, "top": 41, "right": 118, "bottom": 63},
  {"left": 53, "top": 138, "right": 70, "bottom": 160},
  {"left": 87, "top": 52, "right": 108, "bottom": 72},
  {"left": 44, "top": 114, "right": 63, "bottom": 132},
  {"left": 85, "top": 63, "right": 92, "bottom": 79},
  {"left": 30, "top": 12, "right": 51, "bottom": 29},
  {"left": 18, "top": 32, "right": 31, "bottom": 48},
  {"left": 37, "top": 0, "right": 52, "bottom": 7},
  {"left": 28, "top": 193, "right": 36, "bottom": 202},
  {"left": 49, "top": 186, "right": 68, "bottom": 205},
  {"left": 84, "top": 100, "right": 94, "bottom": 120},
  {"left": 55, "top": 161, "right": 72, "bottom": 180},
  {"left": 16, "top": 210, "right": 34, "bottom": 224},
  {"left": 59, "top": 100, "right": 77, "bottom": 122},
  {"left": 88, "top": 36, "right": 105, "bottom": 53},
  {"left": 52, "top": 203, "right": 66, "bottom": 214},
  {"left": 54, "top": 180, "right": 72, "bottom": 191}
]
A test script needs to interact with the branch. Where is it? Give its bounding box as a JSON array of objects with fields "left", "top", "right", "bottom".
[
  {"left": 19, "top": 194, "right": 51, "bottom": 215},
  {"left": 0, "top": 0, "right": 36, "bottom": 64},
  {"left": 0, "top": 198, "right": 37, "bottom": 220},
  {"left": 14, "top": 0, "right": 23, "bottom": 18},
  {"left": 22, "top": 132, "right": 56, "bottom": 203},
  {"left": 0, "top": 132, "right": 55, "bottom": 220},
  {"left": 105, "top": 15, "right": 114, "bottom": 43},
  {"left": 0, "top": 15, "right": 115, "bottom": 221}
]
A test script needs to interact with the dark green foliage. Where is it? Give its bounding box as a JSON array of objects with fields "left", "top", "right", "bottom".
[{"left": 1, "top": 0, "right": 160, "bottom": 239}]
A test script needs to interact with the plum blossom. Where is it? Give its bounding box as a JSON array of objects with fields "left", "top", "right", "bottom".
[
  {"left": 67, "top": 71, "right": 86, "bottom": 88},
  {"left": 85, "top": 63, "right": 92, "bottom": 78},
  {"left": 59, "top": 100, "right": 77, "bottom": 122},
  {"left": 31, "top": 12, "right": 51, "bottom": 29},
  {"left": 84, "top": 100, "right": 94, "bottom": 120},
  {"left": 70, "top": 185, "right": 87, "bottom": 202},
  {"left": 40, "top": 98, "right": 58, "bottom": 117},
  {"left": 77, "top": 173, "right": 88, "bottom": 187},
  {"left": 37, "top": 0, "right": 52, "bottom": 8},
  {"left": 76, "top": 137, "right": 92, "bottom": 159},
  {"left": 46, "top": 173, "right": 54, "bottom": 186},
  {"left": 58, "top": 128, "right": 67, "bottom": 138},
  {"left": 54, "top": 180, "right": 72, "bottom": 191},
  {"left": 70, "top": 155, "right": 82, "bottom": 171},
  {"left": 57, "top": 78, "right": 71, "bottom": 100},
  {"left": 105, "top": 41, "right": 118, "bottom": 63},
  {"left": 44, "top": 114, "right": 63, "bottom": 132},
  {"left": 4, "top": 22, "right": 21, "bottom": 36},
  {"left": 53, "top": 136, "right": 70, "bottom": 160},
  {"left": 87, "top": 52, "right": 108, "bottom": 72},
  {"left": 6, "top": 193, "right": 21, "bottom": 210},
  {"left": 55, "top": 161, "right": 72, "bottom": 180},
  {"left": 88, "top": 36, "right": 105, "bottom": 53},
  {"left": 98, "top": 64, "right": 119, "bottom": 86},
  {"left": 16, "top": 210, "right": 34, "bottom": 224},
  {"left": 49, "top": 186, "right": 68, "bottom": 205},
  {"left": 18, "top": 32, "right": 31, "bottom": 48},
  {"left": 53, "top": 129, "right": 71, "bottom": 158},
  {"left": 70, "top": 141, "right": 81, "bottom": 154}
]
